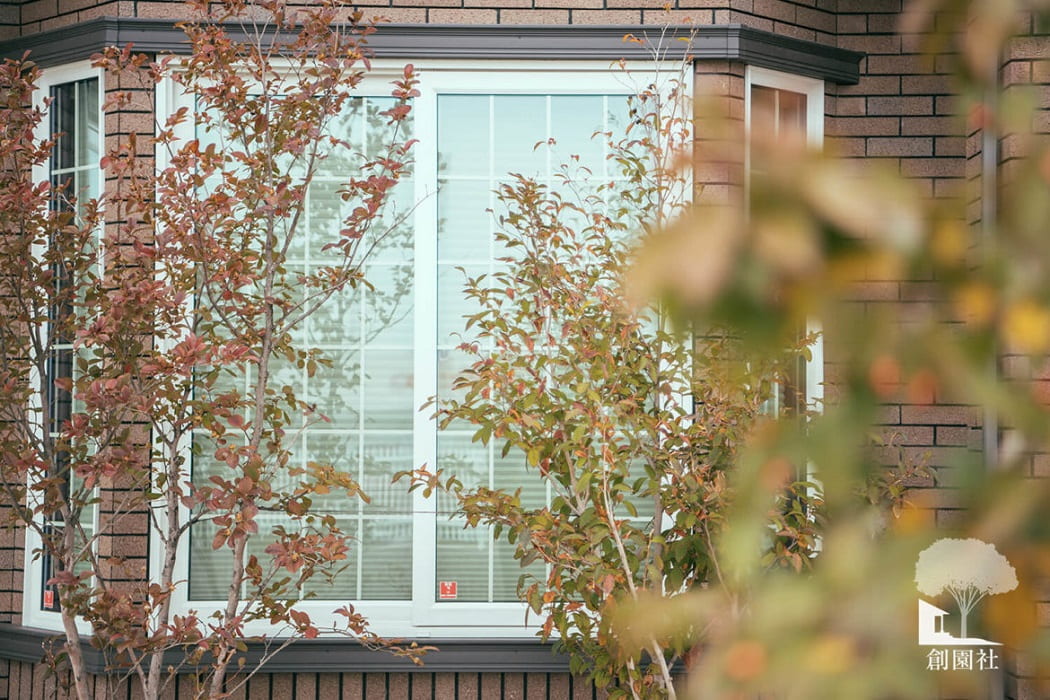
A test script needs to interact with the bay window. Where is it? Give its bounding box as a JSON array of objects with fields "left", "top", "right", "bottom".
[
  {"left": 166, "top": 65, "right": 637, "bottom": 637},
  {"left": 149, "top": 59, "right": 828, "bottom": 640}
]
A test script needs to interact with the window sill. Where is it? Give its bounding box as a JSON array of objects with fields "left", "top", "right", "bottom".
[{"left": 0, "top": 623, "right": 569, "bottom": 674}]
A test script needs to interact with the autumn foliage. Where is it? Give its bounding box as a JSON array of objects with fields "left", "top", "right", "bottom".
[{"left": 0, "top": 0, "right": 422, "bottom": 697}]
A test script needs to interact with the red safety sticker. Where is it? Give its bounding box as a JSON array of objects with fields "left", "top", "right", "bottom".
[
  {"left": 43, "top": 590, "right": 55, "bottom": 609},
  {"left": 438, "top": 581, "right": 457, "bottom": 600}
]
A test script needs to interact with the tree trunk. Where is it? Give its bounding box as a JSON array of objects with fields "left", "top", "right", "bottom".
[{"left": 60, "top": 607, "right": 91, "bottom": 699}]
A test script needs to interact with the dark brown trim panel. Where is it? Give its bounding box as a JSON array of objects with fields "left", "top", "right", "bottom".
[
  {"left": 0, "top": 624, "right": 569, "bottom": 674},
  {"left": 0, "top": 19, "right": 862, "bottom": 84}
]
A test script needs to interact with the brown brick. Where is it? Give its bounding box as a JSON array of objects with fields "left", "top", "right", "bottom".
[
  {"left": 863, "top": 12, "right": 902, "bottom": 34},
  {"left": 375, "top": 8, "right": 427, "bottom": 21},
  {"left": 899, "top": 157, "right": 963, "bottom": 178},
  {"left": 772, "top": 22, "right": 815, "bottom": 41},
  {"left": 868, "top": 96, "right": 934, "bottom": 116},
  {"left": 828, "top": 116, "right": 900, "bottom": 137},
  {"left": 795, "top": 5, "right": 834, "bottom": 32},
  {"left": 679, "top": 0, "right": 729, "bottom": 7},
  {"left": 901, "top": 115, "right": 961, "bottom": 136},
  {"left": 428, "top": 7, "right": 496, "bottom": 21},
  {"left": 1009, "top": 36, "right": 1050, "bottom": 60},
  {"left": 901, "top": 74, "right": 954, "bottom": 95},
  {"left": 882, "top": 426, "right": 934, "bottom": 445},
  {"left": 570, "top": 8, "right": 641, "bottom": 22},
  {"left": 831, "top": 137, "right": 865, "bottom": 156},
  {"left": 133, "top": 1, "right": 191, "bottom": 19},
  {"left": 643, "top": 8, "right": 714, "bottom": 23},
  {"left": 1000, "top": 60, "right": 1032, "bottom": 86},
  {"left": 57, "top": 0, "right": 94, "bottom": 14},
  {"left": 934, "top": 95, "right": 958, "bottom": 116},
  {"left": 606, "top": 0, "right": 669, "bottom": 6},
  {"left": 463, "top": 0, "right": 529, "bottom": 6},
  {"left": 21, "top": 0, "right": 57, "bottom": 23},
  {"left": 729, "top": 9, "right": 773, "bottom": 30},
  {"left": 843, "top": 281, "right": 899, "bottom": 301},
  {"left": 837, "top": 13, "right": 866, "bottom": 33},
  {"left": 751, "top": 0, "right": 793, "bottom": 22},
  {"left": 901, "top": 405, "right": 972, "bottom": 426},
  {"left": 1031, "top": 60, "right": 1050, "bottom": 84},
  {"left": 867, "top": 54, "right": 933, "bottom": 75},
  {"left": 835, "top": 96, "right": 867, "bottom": 116},
  {"left": 393, "top": 0, "right": 459, "bottom": 6},
  {"left": 934, "top": 508, "right": 969, "bottom": 529},
  {"left": 500, "top": 8, "right": 569, "bottom": 22},
  {"left": 535, "top": 0, "right": 601, "bottom": 7},
  {"left": 933, "top": 136, "right": 964, "bottom": 157},
  {"left": 844, "top": 34, "right": 901, "bottom": 55},
  {"left": 910, "top": 487, "right": 969, "bottom": 509},
  {"left": 867, "top": 136, "right": 932, "bottom": 157},
  {"left": 838, "top": 75, "right": 901, "bottom": 96}
]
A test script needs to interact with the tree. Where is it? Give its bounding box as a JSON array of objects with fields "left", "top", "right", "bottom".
[
  {"left": 0, "top": 0, "right": 422, "bottom": 697},
  {"left": 916, "top": 538, "right": 1017, "bottom": 638},
  {"left": 400, "top": 49, "right": 825, "bottom": 700}
]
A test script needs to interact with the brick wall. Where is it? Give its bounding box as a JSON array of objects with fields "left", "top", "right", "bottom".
[
  {"left": 827, "top": 0, "right": 974, "bottom": 529},
  {"left": 15, "top": 0, "right": 842, "bottom": 35},
  {"left": 0, "top": 660, "right": 615, "bottom": 700}
]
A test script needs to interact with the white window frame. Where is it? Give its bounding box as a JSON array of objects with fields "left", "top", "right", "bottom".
[
  {"left": 23, "top": 60, "right": 104, "bottom": 633},
  {"left": 744, "top": 65, "right": 825, "bottom": 414},
  {"left": 157, "top": 60, "right": 687, "bottom": 639}
]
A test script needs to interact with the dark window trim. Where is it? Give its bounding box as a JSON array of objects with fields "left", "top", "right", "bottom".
[
  {"left": 0, "top": 623, "right": 570, "bottom": 673},
  {"left": 0, "top": 18, "right": 862, "bottom": 84}
]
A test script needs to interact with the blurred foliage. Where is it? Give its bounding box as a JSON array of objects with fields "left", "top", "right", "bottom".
[
  {"left": 624, "top": 0, "right": 1050, "bottom": 697},
  {"left": 399, "top": 39, "right": 933, "bottom": 699}
]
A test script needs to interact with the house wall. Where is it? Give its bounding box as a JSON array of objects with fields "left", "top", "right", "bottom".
[
  {"left": 829, "top": 0, "right": 975, "bottom": 528},
  {"left": 0, "top": 661, "right": 617, "bottom": 700},
  {"left": 0, "top": 0, "right": 1046, "bottom": 698}
]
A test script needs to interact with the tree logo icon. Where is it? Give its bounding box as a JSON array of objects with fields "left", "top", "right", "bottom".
[{"left": 915, "top": 537, "right": 1018, "bottom": 645}]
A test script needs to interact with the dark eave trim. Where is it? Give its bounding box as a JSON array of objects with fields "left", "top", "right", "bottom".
[
  {"left": 0, "top": 18, "right": 862, "bottom": 84},
  {"left": 0, "top": 624, "right": 570, "bottom": 674}
]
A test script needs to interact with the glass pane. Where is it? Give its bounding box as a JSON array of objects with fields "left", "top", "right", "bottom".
[
  {"left": 435, "top": 521, "right": 490, "bottom": 602},
  {"left": 436, "top": 432, "right": 489, "bottom": 514},
  {"left": 437, "top": 264, "right": 485, "bottom": 345},
  {"left": 51, "top": 83, "right": 75, "bottom": 172},
  {"left": 370, "top": 182, "right": 414, "bottom": 264},
  {"left": 318, "top": 97, "right": 364, "bottom": 179},
  {"left": 361, "top": 349, "right": 413, "bottom": 429},
  {"left": 307, "top": 179, "right": 345, "bottom": 261},
  {"left": 779, "top": 90, "right": 806, "bottom": 136},
  {"left": 360, "top": 518, "right": 412, "bottom": 599},
  {"left": 361, "top": 433, "right": 413, "bottom": 514},
  {"left": 304, "top": 524, "right": 359, "bottom": 600},
  {"left": 78, "top": 79, "right": 99, "bottom": 166},
  {"left": 494, "top": 448, "right": 546, "bottom": 511},
  {"left": 309, "top": 349, "right": 362, "bottom": 426},
  {"left": 493, "top": 95, "right": 547, "bottom": 177},
  {"left": 437, "top": 179, "right": 493, "bottom": 263},
  {"left": 307, "top": 280, "right": 362, "bottom": 347},
  {"left": 188, "top": 526, "right": 232, "bottom": 600},
  {"left": 365, "top": 264, "right": 413, "bottom": 348},
  {"left": 307, "top": 430, "right": 360, "bottom": 513},
  {"left": 550, "top": 95, "right": 605, "bottom": 170},
  {"left": 751, "top": 85, "right": 776, "bottom": 136},
  {"left": 437, "top": 95, "right": 490, "bottom": 177},
  {"left": 493, "top": 538, "right": 543, "bottom": 601}
]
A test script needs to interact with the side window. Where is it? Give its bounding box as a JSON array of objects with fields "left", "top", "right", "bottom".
[
  {"left": 29, "top": 71, "right": 101, "bottom": 620},
  {"left": 746, "top": 67, "right": 825, "bottom": 417}
]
